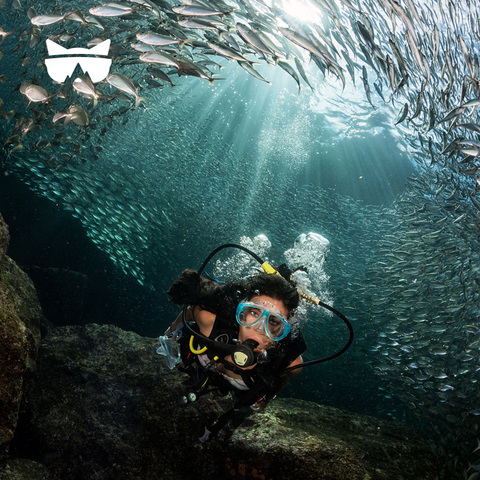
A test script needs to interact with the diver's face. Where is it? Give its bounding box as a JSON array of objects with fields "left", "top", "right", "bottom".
[{"left": 238, "top": 295, "right": 289, "bottom": 351}]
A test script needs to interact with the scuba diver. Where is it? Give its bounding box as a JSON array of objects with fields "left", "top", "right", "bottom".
[
  {"left": 164, "top": 269, "right": 306, "bottom": 412},
  {"left": 158, "top": 239, "right": 353, "bottom": 442}
]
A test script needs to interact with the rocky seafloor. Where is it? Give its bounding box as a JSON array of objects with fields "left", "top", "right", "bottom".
[{"left": 0, "top": 211, "right": 447, "bottom": 480}]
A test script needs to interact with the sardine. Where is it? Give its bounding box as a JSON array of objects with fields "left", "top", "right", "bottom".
[
  {"left": 31, "top": 14, "right": 67, "bottom": 26},
  {"left": 106, "top": 72, "right": 149, "bottom": 108}
]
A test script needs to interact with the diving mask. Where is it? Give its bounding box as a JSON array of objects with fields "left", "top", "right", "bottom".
[{"left": 236, "top": 299, "right": 291, "bottom": 341}]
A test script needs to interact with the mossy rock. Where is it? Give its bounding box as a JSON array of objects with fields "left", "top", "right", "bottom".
[
  {"left": 0, "top": 213, "right": 8, "bottom": 265},
  {"left": 13, "top": 324, "right": 442, "bottom": 480},
  {"left": 0, "top": 253, "right": 43, "bottom": 448},
  {"left": 0, "top": 458, "right": 58, "bottom": 480}
]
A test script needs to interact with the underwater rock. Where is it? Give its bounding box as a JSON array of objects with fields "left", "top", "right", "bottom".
[
  {"left": 11, "top": 324, "right": 442, "bottom": 480},
  {"left": 0, "top": 458, "right": 58, "bottom": 480},
  {"left": 0, "top": 216, "right": 43, "bottom": 451},
  {"left": 229, "top": 398, "right": 438, "bottom": 480},
  {"left": 0, "top": 213, "right": 8, "bottom": 265}
]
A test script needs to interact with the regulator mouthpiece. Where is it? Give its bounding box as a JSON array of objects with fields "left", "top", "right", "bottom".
[{"left": 232, "top": 339, "right": 260, "bottom": 368}]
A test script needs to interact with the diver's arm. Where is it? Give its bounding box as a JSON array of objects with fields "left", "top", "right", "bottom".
[
  {"left": 164, "top": 305, "right": 216, "bottom": 336},
  {"left": 250, "top": 354, "right": 303, "bottom": 411},
  {"left": 284, "top": 354, "right": 303, "bottom": 377},
  {"left": 164, "top": 312, "right": 184, "bottom": 335},
  {"left": 190, "top": 306, "right": 216, "bottom": 337}
]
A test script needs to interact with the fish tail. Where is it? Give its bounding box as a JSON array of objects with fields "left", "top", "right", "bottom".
[
  {"left": 98, "top": 94, "right": 113, "bottom": 103},
  {"left": 207, "top": 78, "right": 225, "bottom": 85},
  {"left": 135, "top": 95, "right": 150, "bottom": 108},
  {"left": 53, "top": 112, "right": 68, "bottom": 124},
  {"left": 179, "top": 39, "right": 194, "bottom": 49}
]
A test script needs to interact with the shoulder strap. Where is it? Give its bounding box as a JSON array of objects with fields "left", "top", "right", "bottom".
[{"left": 208, "top": 314, "right": 239, "bottom": 344}]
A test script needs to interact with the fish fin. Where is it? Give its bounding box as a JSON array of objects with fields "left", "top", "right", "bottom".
[
  {"left": 52, "top": 112, "right": 67, "bottom": 124},
  {"left": 207, "top": 77, "right": 225, "bottom": 85},
  {"left": 179, "top": 39, "right": 194, "bottom": 49},
  {"left": 135, "top": 95, "right": 150, "bottom": 108}
]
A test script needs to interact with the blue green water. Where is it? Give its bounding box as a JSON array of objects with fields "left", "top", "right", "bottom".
[{"left": 1, "top": 0, "right": 480, "bottom": 474}]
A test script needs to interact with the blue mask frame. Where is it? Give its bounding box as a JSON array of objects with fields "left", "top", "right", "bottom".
[{"left": 236, "top": 301, "right": 291, "bottom": 341}]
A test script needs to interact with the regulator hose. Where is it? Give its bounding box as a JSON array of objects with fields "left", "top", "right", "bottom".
[{"left": 196, "top": 243, "right": 354, "bottom": 371}]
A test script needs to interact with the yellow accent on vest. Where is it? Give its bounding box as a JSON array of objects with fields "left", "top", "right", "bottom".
[
  {"left": 261, "top": 262, "right": 279, "bottom": 275},
  {"left": 189, "top": 335, "right": 207, "bottom": 354}
]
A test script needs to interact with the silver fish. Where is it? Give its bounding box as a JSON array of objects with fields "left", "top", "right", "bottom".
[
  {"left": 277, "top": 59, "right": 301, "bottom": 92},
  {"left": 136, "top": 31, "right": 186, "bottom": 46},
  {"left": 89, "top": 4, "right": 133, "bottom": 17},
  {"left": 172, "top": 5, "right": 230, "bottom": 16},
  {"left": 178, "top": 19, "right": 222, "bottom": 31},
  {"left": 207, "top": 42, "right": 249, "bottom": 62},
  {"left": 147, "top": 66, "right": 174, "bottom": 86},
  {"left": 236, "top": 23, "right": 273, "bottom": 57},
  {"left": 361, "top": 66, "right": 375, "bottom": 108},
  {"left": 23, "top": 84, "right": 51, "bottom": 102},
  {"left": 0, "top": 27, "right": 15, "bottom": 45},
  {"left": 139, "top": 51, "right": 180, "bottom": 68},
  {"left": 53, "top": 104, "right": 89, "bottom": 126},
  {"left": 31, "top": 14, "right": 67, "bottom": 26},
  {"left": 72, "top": 76, "right": 102, "bottom": 107},
  {"left": 237, "top": 61, "right": 270, "bottom": 84},
  {"left": 395, "top": 103, "right": 409, "bottom": 125},
  {"left": 106, "top": 72, "right": 149, "bottom": 108}
]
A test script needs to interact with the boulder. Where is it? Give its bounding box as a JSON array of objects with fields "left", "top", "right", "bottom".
[
  {"left": 0, "top": 458, "right": 58, "bottom": 480},
  {"left": 0, "top": 213, "right": 43, "bottom": 450},
  {"left": 0, "top": 213, "right": 8, "bottom": 265},
  {"left": 11, "top": 323, "right": 442, "bottom": 480}
]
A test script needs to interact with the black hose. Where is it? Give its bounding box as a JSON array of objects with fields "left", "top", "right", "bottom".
[
  {"left": 196, "top": 243, "right": 354, "bottom": 369},
  {"left": 197, "top": 243, "right": 264, "bottom": 275},
  {"left": 283, "top": 302, "right": 354, "bottom": 373}
]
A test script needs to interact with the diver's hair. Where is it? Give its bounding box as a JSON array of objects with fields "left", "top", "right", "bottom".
[
  {"left": 167, "top": 269, "right": 299, "bottom": 318},
  {"left": 243, "top": 273, "right": 299, "bottom": 314},
  {"left": 166, "top": 269, "right": 218, "bottom": 306}
]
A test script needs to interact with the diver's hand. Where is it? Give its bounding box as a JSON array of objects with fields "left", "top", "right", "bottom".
[
  {"left": 250, "top": 401, "right": 267, "bottom": 412},
  {"left": 250, "top": 395, "right": 276, "bottom": 412}
]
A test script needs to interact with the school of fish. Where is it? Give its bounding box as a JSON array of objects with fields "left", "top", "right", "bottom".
[{"left": 2, "top": 0, "right": 480, "bottom": 478}]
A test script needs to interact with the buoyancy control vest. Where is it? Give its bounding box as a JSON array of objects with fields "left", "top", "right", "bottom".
[{"left": 179, "top": 310, "right": 307, "bottom": 395}]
